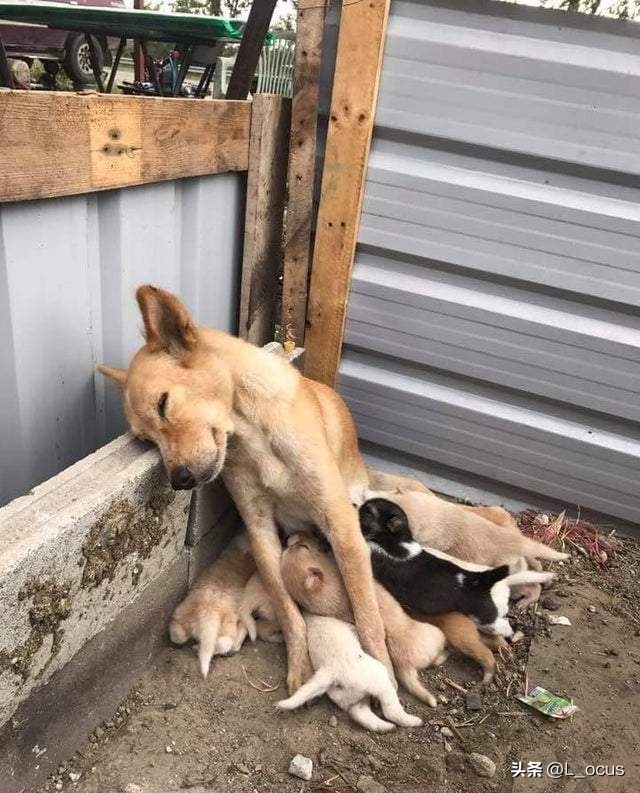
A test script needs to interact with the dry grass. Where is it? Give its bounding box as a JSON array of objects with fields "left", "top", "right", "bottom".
[{"left": 517, "top": 509, "right": 619, "bottom": 566}]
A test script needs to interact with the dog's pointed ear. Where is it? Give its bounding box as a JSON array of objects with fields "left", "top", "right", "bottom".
[
  {"left": 97, "top": 364, "right": 127, "bottom": 389},
  {"left": 136, "top": 284, "right": 198, "bottom": 356},
  {"left": 304, "top": 566, "right": 324, "bottom": 593}
]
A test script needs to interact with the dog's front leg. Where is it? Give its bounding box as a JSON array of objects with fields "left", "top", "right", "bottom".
[
  {"left": 246, "top": 516, "right": 312, "bottom": 693},
  {"left": 323, "top": 501, "right": 395, "bottom": 685}
]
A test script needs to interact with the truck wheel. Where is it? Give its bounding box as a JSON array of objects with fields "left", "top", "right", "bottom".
[{"left": 63, "top": 33, "right": 104, "bottom": 85}]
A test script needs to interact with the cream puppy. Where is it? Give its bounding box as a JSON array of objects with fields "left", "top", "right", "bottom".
[
  {"left": 281, "top": 533, "right": 445, "bottom": 706},
  {"left": 275, "top": 614, "right": 423, "bottom": 733},
  {"left": 169, "top": 535, "right": 255, "bottom": 677}
]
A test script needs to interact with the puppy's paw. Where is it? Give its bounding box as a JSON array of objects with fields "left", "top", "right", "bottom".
[
  {"left": 398, "top": 713, "right": 423, "bottom": 728},
  {"left": 497, "top": 636, "right": 514, "bottom": 660},
  {"left": 215, "top": 635, "right": 235, "bottom": 655}
]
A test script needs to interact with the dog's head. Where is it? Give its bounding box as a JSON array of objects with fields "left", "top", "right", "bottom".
[
  {"left": 99, "top": 285, "right": 234, "bottom": 490},
  {"left": 358, "top": 497, "right": 413, "bottom": 550},
  {"left": 281, "top": 533, "right": 352, "bottom": 620}
]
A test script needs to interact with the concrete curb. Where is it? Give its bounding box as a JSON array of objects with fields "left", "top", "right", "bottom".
[{"left": 0, "top": 433, "right": 191, "bottom": 731}]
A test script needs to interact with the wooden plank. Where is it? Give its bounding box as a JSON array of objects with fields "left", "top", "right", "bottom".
[
  {"left": 0, "top": 91, "right": 251, "bottom": 203},
  {"left": 304, "top": 0, "right": 391, "bottom": 386},
  {"left": 280, "top": 0, "right": 326, "bottom": 348},
  {"left": 238, "top": 94, "right": 291, "bottom": 346},
  {"left": 226, "top": 0, "right": 279, "bottom": 101}
]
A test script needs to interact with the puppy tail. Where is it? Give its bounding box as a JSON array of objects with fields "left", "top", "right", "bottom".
[
  {"left": 502, "top": 570, "right": 555, "bottom": 589},
  {"left": 197, "top": 616, "right": 220, "bottom": 679},
  {"left": 521, "top": 537, "right": 569, "bottom": 562}
]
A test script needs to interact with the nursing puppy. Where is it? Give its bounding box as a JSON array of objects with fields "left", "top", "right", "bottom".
[
  {"left": 361, "top": 494, "right": 567, "bottom": 607},
  {"left": 426, "top": 612, "right": 509, "bottom": 684},
  {"left": 362, "top": 492, "right": 568, "bottom": 569},
  {"left": 275, "top": 615, "right": 423, "bottom": 733},
  {"left": 169, "top": 536, "right": 255, "bottom": 677},
  {"left": 360, "top": 507, "right": 554, "bottom": 636},
  {"left": 281, "top": 533, "right": 444, "bottom": 705}
]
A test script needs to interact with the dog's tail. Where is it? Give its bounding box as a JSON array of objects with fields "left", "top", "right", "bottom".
[
  {"left": 197, "top": 615, "right": 221, "bottom": 679},
  {"left": 501, "top": 570, "right": 555, "bottom": 589},
  {"left": 521, "top": 536, "right": 569, "bottom": 562}
]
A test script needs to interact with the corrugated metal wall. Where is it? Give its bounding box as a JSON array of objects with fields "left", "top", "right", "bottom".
[
  {"left": 339, "top": 0, "right": 640, "bottom": 525},
  {"left": 0, "top": 173, "right": 244, "bottom": 507}
]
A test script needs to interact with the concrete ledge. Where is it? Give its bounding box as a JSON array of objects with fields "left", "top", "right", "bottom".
[
  {"left": 0, "top": 554, "right": 188, "bottom": 793},
  {"left": 0, "top": 433, "right": 191, "bottom": 730}
]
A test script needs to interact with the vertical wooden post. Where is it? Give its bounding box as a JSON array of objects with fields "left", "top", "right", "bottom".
[
  {"left": 226, "top": 0, "right": 279, "bottom": 100},
  {"left": 133, "top": 0, "right": 145, "bottom": 83},
  {"left": 280, "top": 1, "right": 327, "bottom": 348},
  {"left": 238, "top": 94, "right": 291, "bottom": 346},
  {"left": 304, "top": 0, "right": 391, "bottom": 386}
]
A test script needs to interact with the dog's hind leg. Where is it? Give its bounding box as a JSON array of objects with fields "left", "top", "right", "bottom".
[
  {"left": 348, "top": 701, "right": 396, "bottom": 733},
  {"left": 397, "top": 666, "right": 437, "bottom": 708},
  {"left": 275, "top": 667, "right": 333, "bottom": 710}
]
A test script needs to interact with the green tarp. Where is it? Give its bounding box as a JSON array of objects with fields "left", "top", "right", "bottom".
[{"left": 0, "top": 1, "right": 249, "bottom": 44}]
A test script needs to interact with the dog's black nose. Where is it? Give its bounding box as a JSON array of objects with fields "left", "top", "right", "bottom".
[{"left": 171, "top": 465, "right": 196, "bottom": 490}]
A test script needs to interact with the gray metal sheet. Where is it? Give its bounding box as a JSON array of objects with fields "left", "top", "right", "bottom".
[
  {"left": 0, "top": 173, "right": 244, "bottom": 506},
  {"left": 339, "top": 0, "right": 640, "bottom": 525}
]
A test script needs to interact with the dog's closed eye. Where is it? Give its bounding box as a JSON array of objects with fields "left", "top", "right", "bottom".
[{"left": 157, "top": 392, "right": 169, "bottom": 420}]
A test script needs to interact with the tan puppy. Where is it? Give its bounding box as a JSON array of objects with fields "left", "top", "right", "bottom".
[
  {"left": 417, "top": 612, "right": 509, "bottom": 684},
  {"left": 100, "top": 285, "right": 435, "bottom": 691},
  {"left": 281, "top": 534, "right": 445, "bottom": 706},
  {"left": 169, "top": 536, "right": 255, "bottom": 677},
  {"left": 362, "top": 490, "right": 567, "bottom": 570}
]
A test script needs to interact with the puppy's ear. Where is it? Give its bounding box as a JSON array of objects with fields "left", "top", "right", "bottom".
[
  {"left": 304, "top": 566, "right": 324, "bottom": 593},
  {"left": 387, "top": 516, "right": 405, "bottom": 534},
  {"left": 136, "top": 284, "right": 198, "bottom": 357},
  {"left": 97, "top": 364, "right": 127, "bottom": 389}
]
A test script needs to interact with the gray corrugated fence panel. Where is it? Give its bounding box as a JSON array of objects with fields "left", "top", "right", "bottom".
[
  {"left": 338, "top": 0, "right": 640, "bottom": 526},
  {"left": 0, "top": 173, "right": 244, "bottom": 507}
]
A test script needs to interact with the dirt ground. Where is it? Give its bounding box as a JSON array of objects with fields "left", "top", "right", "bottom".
[{"left": 38, "top": 538, "right": 640, "bottom": 793}]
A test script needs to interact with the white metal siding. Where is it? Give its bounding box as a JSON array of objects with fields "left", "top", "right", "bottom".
[
  {"left": 339, "top": 0, "right": 640, "bottom": 525},
  {"left": 0, "top": 173, "right": 244, "bottom": 506}
]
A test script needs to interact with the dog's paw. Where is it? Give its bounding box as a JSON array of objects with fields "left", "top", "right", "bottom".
[{"left": 286, "top": 656, "right": 313, "bottom": 695}]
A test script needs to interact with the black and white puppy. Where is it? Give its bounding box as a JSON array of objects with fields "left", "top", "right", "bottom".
[{"left": 359, "top": 498, "right": 554, "bottom": 636}]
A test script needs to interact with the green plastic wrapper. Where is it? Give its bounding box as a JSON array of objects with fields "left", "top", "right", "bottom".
[{"left": 516, "top": 686, "right": 578, "bottom": 719}]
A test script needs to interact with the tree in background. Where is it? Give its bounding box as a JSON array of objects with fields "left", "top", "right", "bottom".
[
  {"left": 171, "top": 0, "right": 297, "bottom": 24},
  {"left": 540, "top": 0, "right": 640, "bottom": 18}
]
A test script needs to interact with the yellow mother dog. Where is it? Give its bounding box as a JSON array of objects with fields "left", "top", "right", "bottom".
[{"left": 99, "top": 285, "right": 425, "bottom": 691}]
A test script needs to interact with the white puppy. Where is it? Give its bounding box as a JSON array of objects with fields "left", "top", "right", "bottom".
[{"left": 275, "top": 615, "right": 423, "bottom": 733}]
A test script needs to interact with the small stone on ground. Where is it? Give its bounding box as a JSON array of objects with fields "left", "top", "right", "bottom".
[
  {"left": 288, "top": 754, "right": 313, "bottom": 781},
  {"left": 468, "top": 753, "right": 496, "bottom": 778}
]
